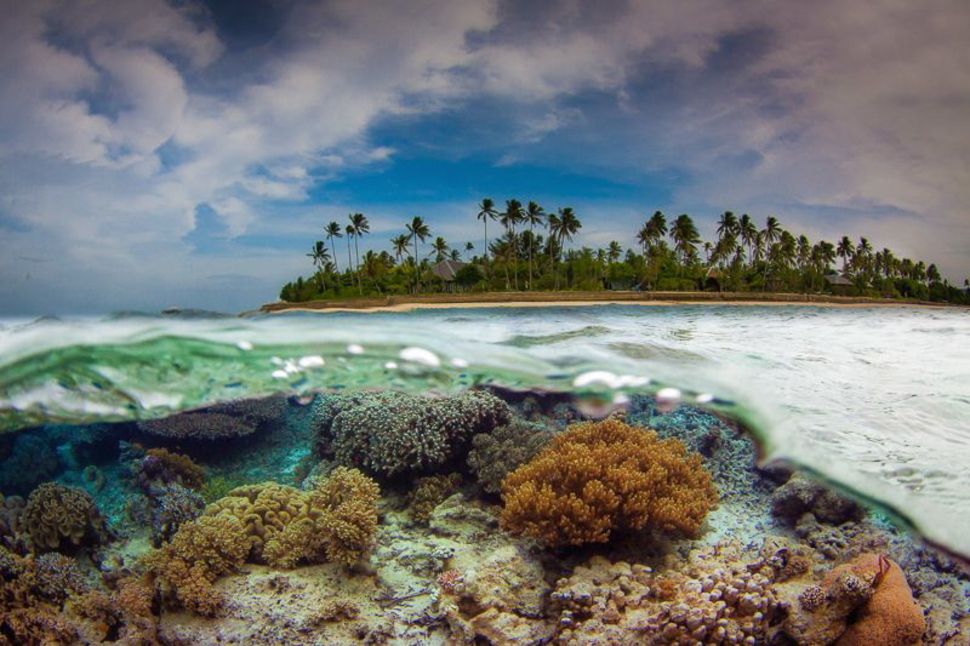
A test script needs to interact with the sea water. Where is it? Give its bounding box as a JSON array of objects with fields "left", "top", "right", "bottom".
[{"left": 1, "top": 304, "right": 968, "bottom": 643}]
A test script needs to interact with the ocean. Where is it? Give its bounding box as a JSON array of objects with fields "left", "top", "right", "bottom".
[{"left": 1, "top": 304, "right": 967, "bottom": 644}]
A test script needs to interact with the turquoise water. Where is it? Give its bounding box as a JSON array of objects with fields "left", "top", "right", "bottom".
[{"left": 1, "top": 304, "right": 969, "bottom": 558}]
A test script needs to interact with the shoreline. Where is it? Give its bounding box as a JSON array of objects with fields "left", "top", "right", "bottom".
[{"left": 255, "top": 290, "right": 965, "bottom": 314}]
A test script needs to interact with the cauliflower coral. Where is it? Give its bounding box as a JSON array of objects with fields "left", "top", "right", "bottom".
[{"left": 500, "top": 417, "right": 718, "bottom": 547}]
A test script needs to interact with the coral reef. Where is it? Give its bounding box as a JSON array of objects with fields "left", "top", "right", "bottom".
[
  {"left": 467, "top": 418, "right": 554, "bottom": 494},
  {"left": 144, "top": 513, "right": 251, "bottom": 615},
  {"left": 551, "top": 546, "right": 787, "bottom": 644},
  {"left": 315, "top": 389, "right": 512, "bottom": 477},
  {"left": 137, "top": 394, "right": 291, "bottom": 441},
  {"left": 146, "top": 467, "right": 380, "bottom": 615},
  {"left": 408, "top": 473, "right": 462, "bottom": 523},
  {"left": 19, "top": 483, "right": 111, "bottom": 553},
  {"left": 134, "top": 447, "right": 206, "bottom": 491},
  {"left": 0, "top": 433, "right": 61, "bottom": 494},
  {"left": 138, "top": 410, "right": 257, "bottom": 440},
  {"left": 500, "top": 417, "right": 718, "bottom": 547},
  {"left": 0, "top": 493, "right": 25, "bottom": 551},
  {"left": 150, "top": 484, "right": 205, "bottom": 546},
  {"left": 205, "top": 466, "right": 380, "bottom": 568},
  {"left": 772, "top": 473, "right": 866, "bottom": 525},
  {"left": 780, "top": 552, "right": 925, "bottom": 645}
]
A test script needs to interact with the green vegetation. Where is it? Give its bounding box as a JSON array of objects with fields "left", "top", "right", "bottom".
[{"left": 278, "top": 206, "right": 970, "bottom": 305}]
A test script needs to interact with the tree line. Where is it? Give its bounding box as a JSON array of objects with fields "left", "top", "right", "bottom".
[{"left": 280, "top": 201, "right": 969, "bottom": 304}]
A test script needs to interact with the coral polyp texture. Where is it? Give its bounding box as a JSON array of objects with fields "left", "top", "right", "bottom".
[
  {"left": 500, "top": 417, "right": 718, "bottom": 547},
  {"left": 315, "top": 389, "right": 512, "bottom": 477},
  {"left": 138, "top": 410, "right": 257, "bottom": 440},
  {"left": 19, "top": 483, "right": 110, "bottom": 553},
  {"left": 146, "top": 467, "right": 380, "bottom": 615},
  {"left": 467, "top": 418, "right": 554, "bottom": 494}
]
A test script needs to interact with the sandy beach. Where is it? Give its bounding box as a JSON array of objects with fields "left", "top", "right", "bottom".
[{"left": 257, "top": 291, "right": 962, "bottom": 314}]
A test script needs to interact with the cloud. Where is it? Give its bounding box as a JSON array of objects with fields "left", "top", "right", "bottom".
[{"left": 1, "top": 0, "right": 968, "bottom": 314}]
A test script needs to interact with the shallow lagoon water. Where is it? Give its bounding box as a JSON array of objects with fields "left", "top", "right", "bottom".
[
  {"left": 0, "top": 304, "right": 968, "bottom": 644},
  {"left": 3, "top": 304, "right": 966, "bottom": 556}
]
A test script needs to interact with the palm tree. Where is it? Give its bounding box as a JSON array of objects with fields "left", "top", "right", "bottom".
[
  {"left": 450, "top": 249, "right": 462, "bottom": 262},
  {"left": 306, "top": 241, "right": 330, "bottom": 291},
  {"left": 738, "top": 213, "right": 757, "bottom": 265},
  {"left": 500, "top": 199, "right": 524, "bottom": 289},
  {"left": 762, "top": 216, "right": 782, "bottom": 248},
  {"left": 430, "top": 236, "right": 449, "bottom": 263},
  {"left": 642, "top": 211, "right": 667, "bottom": 255},
  {"left": 524, "top": 201, "right": 545, "bottom": 289},
  {"left": 477, "top": 198, "right": 498, "bottom": 268},
  {"left": 406, "top": 216, "right": 430, "bottom": 293},
  {"left": 349, "top": 213, "right": 369, "bottom": 295},
  {"left": 837, "top": 236, "right": 854, "bottom": 275},
  {"left": 607, "top": 241, "right": 622, "bottom": 264},
  {"left": 391, "top": 234, "right": 410, "bottom": 263},
  {"left": 344, "top": 224, "right": 355, "bottom": 285},
  {"left": 796, "top": 235, "right": 811, "bottom": 270},
  {"left": 716, "top": 211, "right": 738, "bottom": 242},
  {"left": 550, "top": 207, "right": 581, "bottom": 288},
  {"left": 325, "top": 221, "right": 342, "bottom": 274},
  {"left": 464, "top": 241, "right": 474, "bottom": 260},
  {"left": 670, "top": 214, "right": 700, "bottom": 265}
]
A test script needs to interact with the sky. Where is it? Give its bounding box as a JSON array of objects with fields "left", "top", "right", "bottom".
[{"left": 1, "top": 0, "right": 968, "bottom": 314}]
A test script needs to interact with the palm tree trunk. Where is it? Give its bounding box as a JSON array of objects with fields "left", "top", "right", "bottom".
[
  {"left": 346, "top": 237, "right": 353, "bottom": 289},
  {"left": 528, "top": 225, "right": 533, "bottom": 290},
  {"left": 354, "top": 237, "right": 362, "bottom": 295}
]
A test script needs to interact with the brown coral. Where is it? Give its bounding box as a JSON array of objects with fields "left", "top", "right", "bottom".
[
  {"left": 204, "top": 467, "right": 380, "bottom": 568},
  {"left": 19, "top": 483, "right": 110, "bottom": 553},
  {"left": 143, "top": 514, "right": 250, "bottom": 616},
  {"left": 145, "top": 467, "right": 380, "bottom": 615},
  {"left": 142, "top": 448, "right": 206, "bottom": 490},
  {"left": 836, "top": 554, "right": 925, "bottom": 646},
  {"left": 408, "top": 473, "right": 462, "bottom": 524},
  {"left": 500, "top": 418, "right": 718, "bottom": 547}
]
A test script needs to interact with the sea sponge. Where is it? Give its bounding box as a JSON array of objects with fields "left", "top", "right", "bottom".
[
  {"left": 319, "top": 390, "right": 512, "bottom": 477},
  {"left": 467, "top": 419, "right": 554, "bottom": 494},
  {"left": 144, "top": 513, "right": 250, "bottom": 615},
  {"left": 836, "top": 554, "right": 925, "bottom": 646},
  {"left": 500, "top": 418, "right": 718, "bottom": 547},
  {"left": 19, "top": 483, "right": 110, "bottom": 553},
  {"left": 205, "top": 467, "right": 380, "bottom": 568}
]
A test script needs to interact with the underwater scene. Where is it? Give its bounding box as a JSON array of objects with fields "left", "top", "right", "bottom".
[{"left": 0, "top": 305, "right": 967, "bottom": 645}]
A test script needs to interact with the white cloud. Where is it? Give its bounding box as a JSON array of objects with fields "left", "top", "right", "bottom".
[{"left": 1, "top": 0, "right": 968, "bottom": 314}]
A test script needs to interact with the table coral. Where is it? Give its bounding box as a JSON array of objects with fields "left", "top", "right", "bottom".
[
  {"left": 500, "top": 417, "right": 718, "bottom": 547},
  {"left": 19, "top": 483, "right": 111, "bottom": 553},
  {"left": 138, "top": 411, "right": 257, "bottom": 440}
]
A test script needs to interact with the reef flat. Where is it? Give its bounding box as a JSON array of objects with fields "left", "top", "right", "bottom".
[{"left": 1, "top": 388, "right": 967, "bottom": 645}]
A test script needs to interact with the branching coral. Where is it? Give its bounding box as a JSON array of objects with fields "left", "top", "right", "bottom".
[
  {"left": 500, "top": 418, "right": 718, "bottom": 547},
  {"left": 408, "top": 473, "right": 462, "bottom": 524},
  {"left": 19, "top": 483, "right": 111, "bottom": 553},
  {"left": 318, "top": 390, "right": 511, "bottom": 477},
  {"left": 143, "top": 514, "right": 250, "bottom": 616},
  {"left": 467, "top": 419, "right": 553, "bottom": 494}
]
